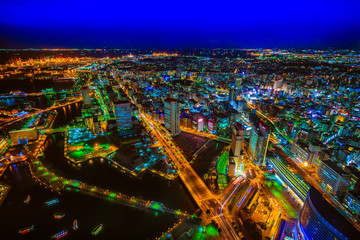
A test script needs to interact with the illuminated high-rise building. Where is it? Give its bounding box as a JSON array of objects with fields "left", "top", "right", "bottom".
[
  {"left": 234, "top": 72, "right": 244, "bottom": 87},
  {"left": 231, "top": 122, "right": 244, "bottom": 166},
  {"left": 248, "top": 121, "right": 270, "bottom": 166},
  {"left": 81, "top": 86, "right": 91, "bottom": 105},
  {"left": 255, "top": 122, "right": 270, "bottom": 166},
  {"left": 164, "top": 99, "right": 180, "bottom": 136},
  {"left": 296, "top": 187, "right": 359, "bottom": 240},
  {"left": 114, "top": 101, "right": 132, "bottom": 131},
  {"left": 317, "top": 160, "right": 350, "bottom": 197},
  {"left": 229, "top": 87, "right": 236, "bottom": 102},
  {"left": 248, "top": 127, "right": 259, "bottom": 159}
]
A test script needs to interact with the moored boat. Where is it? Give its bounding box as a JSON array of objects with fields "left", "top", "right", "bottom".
[
  {"left": 51, "top": 230, "right": 68, "bottom": 239},
  {"left": 91, "top": 224, "right": 103, "bottom": 235},
  {"left": 18, "top": 225, "right": 35, "bottom": 235},
  {"left": 53, "top": 212, "right": 65, "bottom": 219},
  {"left": 24, "top": 195, "right": 31, "bottom": 204},
  {"left": 73, "top": 219, "right": 78, "bottom": 230}
]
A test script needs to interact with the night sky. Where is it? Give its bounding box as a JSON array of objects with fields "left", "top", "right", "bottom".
[{"left": 1, "top": 0, "right": 360, "bottom": 49}]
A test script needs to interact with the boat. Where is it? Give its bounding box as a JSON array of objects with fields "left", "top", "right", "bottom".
[
  {"left": 24, "top": 195, "right": 31, "bottom": 204},
  {"left": 91, "top": 224, "right": 103, "bottom": 236},
  {"left": 46, "top": 198, "right": 59, "bottom": 206},
  {"left": 51, "top": 230, "right": 68, "bottom": 239},
  {"left": 18, "top": 225, "right": 35, "bottom": 235},
  {"left": 73, "top": 219, "right": 78, "bottom": 230},
  {"left": 53, "top": 213, "right": 65, "bottom": 219}
]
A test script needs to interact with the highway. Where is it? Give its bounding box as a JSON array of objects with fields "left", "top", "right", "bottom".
[
  {"left": 180, "top": 127, "right": 231, "bottom": 144},
  {"left": 120, "top": 83, "right": 240, "bottom": 239},
  {"left": 139, "top": 111, "right": 239, "bottom": 239}
]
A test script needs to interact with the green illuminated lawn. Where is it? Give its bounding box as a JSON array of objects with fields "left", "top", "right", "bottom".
[{"left": 264, "top": 178, "right": 299, "bottom": 218}]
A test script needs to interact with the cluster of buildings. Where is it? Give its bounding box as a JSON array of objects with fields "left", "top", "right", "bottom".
[{"left": 1, "top": 49, "right": 360, "bottom": 239}]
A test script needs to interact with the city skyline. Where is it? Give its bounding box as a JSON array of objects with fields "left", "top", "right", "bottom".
[
  {"left": 1, "top": 1, "right": 360, "bottom": 239},
  {"left": 1, "top": 48, "right": 360, "bottom": 240}
]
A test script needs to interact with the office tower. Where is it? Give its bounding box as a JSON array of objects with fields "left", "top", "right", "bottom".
[
  {"left": 296, "top": 187, "right": 359, "bottom": 240},
  {"left": 197, "top": 118, "right": 204, "bottom": 131},
  {"left": 228, "top": 158, "right": 236, "bottom": 178},
  {"left": 273, "top": 79, "right": 283, "bottom": 90},
  {"left": 164, "top": 99, "right": 180, "bottom": 136},
  {"left": 291, "top": 140, "right": 321, "bottom": 165},
  {"left": 255, "top": 122, "right": 270, "bottom": 166},
  {"left": 307, "top": 142, "right": 321, "bottom": 165},
  {"left": 317, "top": 160, "right": 351, "bottom": 197},
  {"left": 234, "top": 73, "right": 244, "bottom": 87},
  {"left": 248, "top": 127, "right": 259, "bottom": 160},
  {"left": 285, "top": 121, "right": 294, "bottom": 137},
  {"left": 229, "top": 87, "right": 236, "bottom": 102},
  {"left": 231, "top": 122, "right": 244, "bottom": 166},
  {"left": 81, "top": 86, "right": 91, "bottom": 105},
  {"left": 346, "top": 165, "right": 360, "bottom": 192},
  {"left": 114, "top": 101, "right": 132, "bottom": 131}
]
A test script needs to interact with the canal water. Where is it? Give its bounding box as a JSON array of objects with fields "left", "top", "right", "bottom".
[
  {"left": 0, "top": 163, "right": 184, "bottom": 240},
  {"left": 0, "top": 100, "right": 197, "bottom": 239}
]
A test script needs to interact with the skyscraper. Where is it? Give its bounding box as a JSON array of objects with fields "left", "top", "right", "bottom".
[
  {"left": 229, "top": 87, "right": 236, "bottom": 102},
  {"left": 231, "top": 122, "right": 244, "bottom": 166},
  {"left": 81, "top": 86, "right": 91, "bottom": 105},
  {"left": 317, "top": 160, "right": 350, "bottom": 197},
  {"left": 164, "top": 99, "right": 180, "bottom": 136},
  {"left": 114, "top": 101, "right": 132, "bottom": 131},
  {"left": 255, "top": 122, "right": 270, "bottom": 166},
  {"left": 248, "top": 121, "right": 270, "bottom": 166}
]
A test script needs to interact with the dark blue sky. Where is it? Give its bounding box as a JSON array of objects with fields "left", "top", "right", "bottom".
[{"left": 1, "top": 0, "right": 360, "bottom": 49}]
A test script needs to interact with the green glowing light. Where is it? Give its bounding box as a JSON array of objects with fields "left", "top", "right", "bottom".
[
  {"left": 109, "top": 193, "right": 116, "bottom": 198},
  {"left": 38, "top": 167, "right": 44, "bottom": 171},
  {"left": 50, "top": 177, "right": 59, "bottom": 182},
  {"left": 206, "top": 225, "right": 219, "bottom": 237},
  {"left": 71, "top": 181, "right": 81, "bottom": 187},
  {"left": 149, "top": 201, "right": 163, "bottom": 210}
]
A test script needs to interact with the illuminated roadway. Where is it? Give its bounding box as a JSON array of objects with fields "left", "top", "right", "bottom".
[
  {"left": 180, "top": 127, "right": 231, "bottom": 144},
  {"left": 0, "top": 96, "right": 82, "bottom": 130},
  {"left": 120, "top": 82, "right": 238, "bottom": 239},
  {"left": 140, "top": 112, "right": 239, "bottom": 239}
]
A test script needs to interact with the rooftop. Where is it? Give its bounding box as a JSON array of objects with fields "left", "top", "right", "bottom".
[
  {"left": 322, "top": 160, "right": 350, "bottom": 176},
  {"left": 308, "top": 187, "right": 360, "bottom": 239}
]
